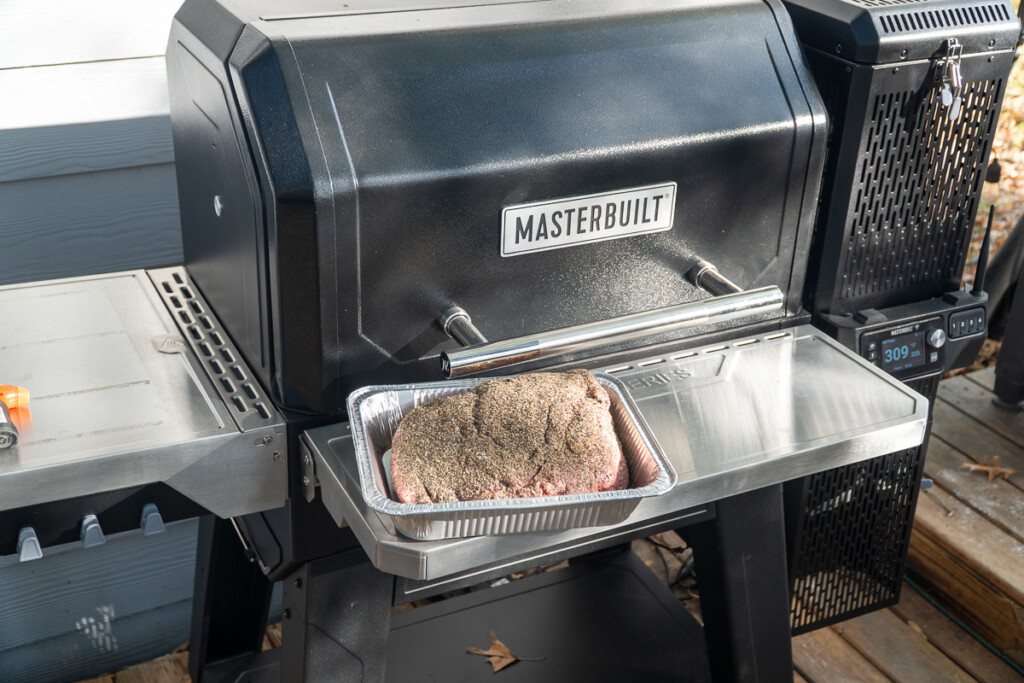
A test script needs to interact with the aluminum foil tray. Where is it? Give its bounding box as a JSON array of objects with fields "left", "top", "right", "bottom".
[{"left": 347, "top": 373, "right": 676, "bottom": 540}]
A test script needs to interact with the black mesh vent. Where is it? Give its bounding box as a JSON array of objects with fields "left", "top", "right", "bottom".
[
  {"left": 879, "top": 3, "right": 1011, "bottom": 33},
  {"left": 838, "top": 78, "right": 1003, "bottom": 308},
  {"left": 790, "top": 447, "right": 926, "bottom": 633},
  {"left": 788, "top": 375, "right": 937, "bottom": 633}
]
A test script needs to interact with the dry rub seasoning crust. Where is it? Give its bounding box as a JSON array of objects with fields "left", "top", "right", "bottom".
[{"left": 390, "top": 369, "right": 628, "bottom": 504}]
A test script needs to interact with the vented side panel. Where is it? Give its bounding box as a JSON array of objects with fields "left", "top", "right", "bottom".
[
  {"left": 804, "top": 49, "right": 1012, "bottom": 316},
  {"left": 878, "top": 3, "right": 1011, "bottom": 33},
  {"left": 784, "top": 0, "right": 1019, "bottom": 66},
  {"left": 788, "top": 375, "right": 938, "bottom": 633},
  {"left": 838, "top": 78, "right": 1002, "bottom": 309}
]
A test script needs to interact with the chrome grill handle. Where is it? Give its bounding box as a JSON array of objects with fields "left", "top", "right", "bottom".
[{"left": 438, "top": 285, "right": 784, "bottom": 378}]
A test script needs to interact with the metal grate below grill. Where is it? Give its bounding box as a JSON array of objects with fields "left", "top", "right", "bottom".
[
  {"left": 839, "top": 78, "right": 1003, "bottom": 309},
  {"left": 787, "top": 375, "right": 938, "bottom": 633}
]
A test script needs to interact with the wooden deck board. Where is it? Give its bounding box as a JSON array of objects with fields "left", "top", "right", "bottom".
[
  {"left": 968, "top": 366, "right": 998, "bottom": 392},
  {"left": 832, "top": 608, "right": 974, "bottom": 683},
  {"left": 931, "top": 400, "right": 1024, "bottom": 495},
  {"left": 792, "top": 624, "right": 889, "bottom": 683},
  {"left": 890, "top": 585, "right": 1022, "bottom": 682},
  {"left": 909, "top": 528, "right": 1024, "bottom": 667},
  {"left": 940, "top": 375, "right": 1024, "bottom": 450},
  {"left": 911, "top": 376, "right": 1024, "bottom": 669},
  {"left": 925, "top": 437, "right": 1024, "bottom": 543},
  {"left": 912, "top": 484, "right": 1024, "bottom": 609}
]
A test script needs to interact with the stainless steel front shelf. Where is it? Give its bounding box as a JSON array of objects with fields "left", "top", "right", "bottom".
[
  {"left": 304, "top": 325, "right": 928, "bottom": 581},
  {"left": 0, "top": 269, "right": 287, "bottom": 517}
]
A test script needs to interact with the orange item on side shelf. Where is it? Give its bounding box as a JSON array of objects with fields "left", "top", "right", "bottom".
[
  {"left": 9, "top": 407, "right": 31, "bottom": 442},
  {"left": 0, "top": 385, "right": 30, "bottom": 409}
]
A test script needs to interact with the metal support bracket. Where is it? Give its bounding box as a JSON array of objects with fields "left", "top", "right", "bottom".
[{"left": 301, "top": 441, "right": 318, "bottom": 504}]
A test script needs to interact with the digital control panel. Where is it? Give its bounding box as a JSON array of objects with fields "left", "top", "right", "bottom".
[
  {"left": 860, "top": 317, "right": 944, "bottom": 379},
  {"left": 817, "top": 291, "right": 988, "bottom": 382},
  {"left": 880, "top": 332, "right": 926, "bottom": 373}
]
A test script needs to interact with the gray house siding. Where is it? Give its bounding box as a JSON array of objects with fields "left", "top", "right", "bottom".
[
  {"left": 0, "top": 4, "right": 184, "bottom": 287},
  {"left": 0, "top": 521, "right": 199, "bottom": 683}
]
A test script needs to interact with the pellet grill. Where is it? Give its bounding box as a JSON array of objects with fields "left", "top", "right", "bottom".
[{"left": 0, "top": 0, "right": 1015, "bottom": 681}]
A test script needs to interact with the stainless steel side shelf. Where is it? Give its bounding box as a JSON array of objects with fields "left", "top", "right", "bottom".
[
  {"left": 303, "top": 324, "right": 928, "bottom": 581},
  {"left": 0, "top": 268, "right": 287, "bottom": 517}
]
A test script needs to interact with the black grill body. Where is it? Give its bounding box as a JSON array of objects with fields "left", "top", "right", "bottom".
[
  {"left": 783, "top": 0, "right": 1017, "bottom": 633},
  {"left": 166, "top": 0, "right": 827, "bottom": 415}
]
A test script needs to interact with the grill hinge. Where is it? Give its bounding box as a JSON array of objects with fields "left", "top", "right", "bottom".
[{"left": 934, "top": 38, "right": 964, "bottom": 121}]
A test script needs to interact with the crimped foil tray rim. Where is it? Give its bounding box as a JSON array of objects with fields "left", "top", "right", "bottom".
[{"left": 346, "top": 373, "right": 677, "bottom": 521}]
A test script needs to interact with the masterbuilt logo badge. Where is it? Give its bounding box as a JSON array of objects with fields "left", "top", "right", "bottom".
[{"left": 501, "top": 182, "right": 677, "bottom": 257}]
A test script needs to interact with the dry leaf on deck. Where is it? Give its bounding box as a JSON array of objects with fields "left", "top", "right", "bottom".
[
  {"left": 960, "top": 456, "right": 1015, "bottom": 481},
  {"left": 467, "top": 629, "right": 545, "bottom": 673}
]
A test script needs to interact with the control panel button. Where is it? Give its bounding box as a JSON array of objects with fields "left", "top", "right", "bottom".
[
  {"left": 948, "top": 308, "right": 986, "bottom": 339},
  {"left": 927, "top": 328, "right": 946, "bottom": 348}
]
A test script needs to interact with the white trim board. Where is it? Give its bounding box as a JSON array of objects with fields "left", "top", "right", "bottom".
[{"left": 0, "top": 0, "right": 184, "bottom": 70}]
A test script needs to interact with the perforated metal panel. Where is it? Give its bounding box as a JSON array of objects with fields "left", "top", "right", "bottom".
[
  {"left": 840, "top": 78, "right": 1002, "bottom": 306},
  {"left": 805, "top": 49, "right": 1011, "bottom": 315},
  {"left": 787, "top": 375, "right": 937, "bottom": 634},
  {"left": 877, "top": 3, "right": 1011, "bottom": 31}
]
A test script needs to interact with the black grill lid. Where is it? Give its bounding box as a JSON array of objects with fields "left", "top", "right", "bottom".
[{"left": 168, "top": 0, "right": 828, "bottom": 413}]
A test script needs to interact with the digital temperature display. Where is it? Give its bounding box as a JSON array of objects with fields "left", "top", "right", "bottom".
[{"left": 880, "top": 332, "right": 925, "bottom": 373}]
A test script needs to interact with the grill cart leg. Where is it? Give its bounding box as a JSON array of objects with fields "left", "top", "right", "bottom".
[
  {"left": 683, "top": 484, "right": 793, "bottom": 682},
  {"left": 280, "top": 548, "right": 394, "bottom": 683},
  {"left": 189, "top": 515, "right": 274, "bottom": 683}
]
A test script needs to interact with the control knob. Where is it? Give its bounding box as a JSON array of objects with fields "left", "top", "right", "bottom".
[{"left": 927, "top": 328, "right": 947, "bottom": 349}]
